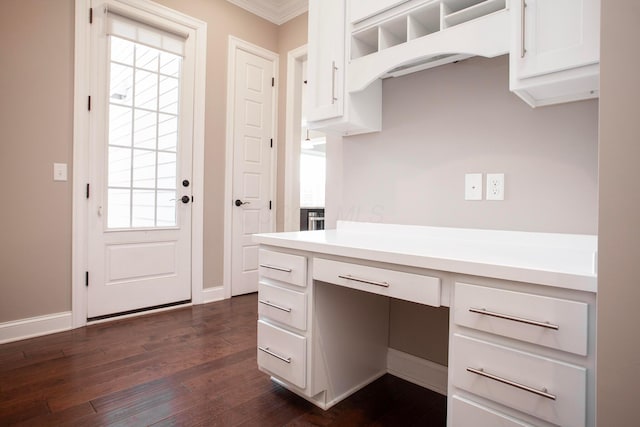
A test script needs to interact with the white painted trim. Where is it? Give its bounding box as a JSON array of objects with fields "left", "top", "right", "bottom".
[
  {"left": 72, "top": 0, "right": 92, "bottom": 328},
  {"left": 226, "top": 0, "right": 308, "bottom": 25},
  {"left": 202, "top": 287, "right": 226, "bottom": 304},
  {"left": 284, "top": 44, "right": 308, "bottom": 232},
  {"left": 72, "top": 0, "right": 208, "bottom": 327},
  {"left": 0, "top": 312, "right": 73, "bottom": 344},
  {"left": 223, "top": 36, "right": 279, "bottom": 299},
  {"left": 387, "top": 348, "right": 449, "bottom": 396}
]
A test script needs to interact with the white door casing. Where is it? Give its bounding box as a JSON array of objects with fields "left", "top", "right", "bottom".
[
  {"left": 73, "top": 0, "right": 207, "bottom": 324},
  {"left": 224, "top": 37, "right": 278, "bottom": 298},
  {"left": 284, "top": 45, "right": 307, "bottom": 232}
]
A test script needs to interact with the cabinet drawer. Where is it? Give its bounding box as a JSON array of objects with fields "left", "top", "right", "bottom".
[
  {"left": 257, "top": 320, "right": 306, "bottom": 389},
  {"left": 452, "top": 334, "right": 586, "bottom": 427},
  {"left": 259, "top": 249, "right": 307, "bottom": 287},
  {"left": 258, "top": 282, "right": 307, "bottom": 331},
  {"left": 450, "top": 395, "right": 534, "bottom": 427},
  {"left": 454, "top": 282, "right": 588, "bottom": 355},
  {"left": 313, "top": 258, "right": 440, "bottom": 306}
]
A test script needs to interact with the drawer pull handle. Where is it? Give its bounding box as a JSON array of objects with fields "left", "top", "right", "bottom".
[
  {"left": 260, "top": 264, "right": 293, "bottom": 273},
  {"left": 338, "top": 274, "right": 389, "bottom": 288},
  {"left": 467, "top": 367, "right": 556, "bottom": 400},
  {"left": 258, "top": 346, "right": 291, "bottom": 364},
  {"left": 469, "top": 307, "right": 559, "bottom": 330},
  {"left": 259, "top": 299, "right": 292, "bottom": 313}
]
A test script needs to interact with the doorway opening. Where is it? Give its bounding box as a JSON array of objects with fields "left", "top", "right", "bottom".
[{"left": 285, "top": 45, "right": 326, "bottom": 232}]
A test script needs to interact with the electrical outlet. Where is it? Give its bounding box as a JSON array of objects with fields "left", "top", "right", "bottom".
[
  {"left": 486, "top": 173, "right": 504, "bottom": 200},
  {"left": 465, "top": 173, "right": 482, "bottom": 200}
]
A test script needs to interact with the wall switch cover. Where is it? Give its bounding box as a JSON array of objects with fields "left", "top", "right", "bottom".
[
  {"left": 486, "top": 173, "right": 504, "bottom": 200},
  {"left": 465, "top": 173, "right": 482, "bottom": 200},
  {"left": 53, "top": 163, "right": 68, "bottom": 181}
]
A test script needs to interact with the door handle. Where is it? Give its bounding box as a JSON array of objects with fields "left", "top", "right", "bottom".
[
  {"left": 170, "top": 196, "right": 192, "bottom": 204},
  {"left": 235, "top": 199, "right": 250, "bottom": 206}
]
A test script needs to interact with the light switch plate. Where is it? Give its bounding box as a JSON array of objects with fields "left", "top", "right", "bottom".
[
  {"left": 465, "top": 173, "right": 482, "bottom": 200},
  {"left": 53, "top": 163, "right": 68, "bottom": 181}
]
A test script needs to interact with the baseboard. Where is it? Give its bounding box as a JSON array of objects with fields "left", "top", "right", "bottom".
[
  {"left": 0, "top": 312, "right": 73, "bottom": 344},
  {"left": 387, "top": 348, "right": 448, "bottom": 396},
  {"left": 202, "top": 286, "right": 226, "bottom": 304}
]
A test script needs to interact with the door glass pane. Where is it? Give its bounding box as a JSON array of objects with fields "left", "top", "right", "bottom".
[
  {"left": 133, "top": 110, "right": 157, "bottom": 149},
  {"left": 109, "top": 105, "right": 132, "bottom": 146},
  {"left": 106, "top": 36, "right": 182, "bottom": 229},
  {"left": 108, "top": 189, "right": 131, "bottom": 228},
  {"left": 132, "top": 190, "right": 155, "bottom": 227}
]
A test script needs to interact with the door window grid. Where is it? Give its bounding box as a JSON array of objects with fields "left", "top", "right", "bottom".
[{"left": 107, "top": 36, "right": 182, "bottom": 229}]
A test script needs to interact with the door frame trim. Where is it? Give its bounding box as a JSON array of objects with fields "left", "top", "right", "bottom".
[
  {"left": 72, "top": 0, "right": 208, "bottom": 328},
  {"left": 284, "top": 44, "right": 307, "bottom": 232},
  {"left": 223, "top": 36, "right": 279, "bottom": 299}
]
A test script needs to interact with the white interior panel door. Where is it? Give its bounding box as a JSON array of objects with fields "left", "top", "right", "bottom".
[
  {"left": 231, "top": 48, "right": 275, "bottom": 296},
  {"left": 87, "top": 3, "right": 195, "bottom": 318}
]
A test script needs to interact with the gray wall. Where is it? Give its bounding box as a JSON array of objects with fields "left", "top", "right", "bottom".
[
  {"left": 596, "top": 0, "right": 640, "bottom": 423},
  {"left": 328, "top": 55, "right": 599, "bottom": 363}
]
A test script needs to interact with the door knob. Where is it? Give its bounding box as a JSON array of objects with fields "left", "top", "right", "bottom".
[
  {"left": 235, "top": 199, "right": 250, "bottom": 207},
  {"left": 181, "top": 195, "right": 191, "bottom": 204},
  {"left": 182, "top": 179, "right": 190, "bottom": 187}
]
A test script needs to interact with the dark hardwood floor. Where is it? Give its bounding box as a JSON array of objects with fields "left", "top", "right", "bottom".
[{"left": 0, "top": 294, "right": 446, "bottom": 426}]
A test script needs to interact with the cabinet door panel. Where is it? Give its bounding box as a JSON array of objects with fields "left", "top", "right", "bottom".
[
  {"left": 257, "top": 320, "right": 307, "bottom": 389},
  {"left": 517, "top": 0, "right": 599, "bottom": 78},
  {"left": 452, "top": 334, "right": 586, "bottom": 427},
  {"left": 450, "top": 395, "right": 535, "bottom": 427},
  {"left": 258, "top": 282, "right": 307, "bottom": 330},
  {"left": 454, "top": 282, "right": 589, "bottom": 356},
  {"left": 307, "top": 0, "right": 344, "bottom": 121}
]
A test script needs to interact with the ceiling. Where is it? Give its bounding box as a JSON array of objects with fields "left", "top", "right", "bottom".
[{"left": 226, "top": 0, "right": 308, "bottom": 25}]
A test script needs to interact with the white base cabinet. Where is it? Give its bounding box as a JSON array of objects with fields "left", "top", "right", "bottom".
[
  {"left": 256, "top": 244, "right": 595, "bottom": 425},
  {"left": 449, "top": 280, "right": 595, "bottom": 427}
]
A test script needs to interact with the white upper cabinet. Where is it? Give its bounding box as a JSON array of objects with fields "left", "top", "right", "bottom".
[
  {"left": 307, "top": 0, "right": 382, "bottom": 136},
  {"left": 306, "top": 0, "right": 345, "bottom": 122},
  {"left": 510, "top": 0, "right": 600, "bottom": 107},
  {"left": 350, "top": 0, "right": 410, "bottom": 23}
]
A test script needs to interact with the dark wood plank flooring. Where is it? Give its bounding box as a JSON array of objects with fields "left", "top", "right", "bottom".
[{"left": 0, "top": 294, "right": 446, "bottom": 426}]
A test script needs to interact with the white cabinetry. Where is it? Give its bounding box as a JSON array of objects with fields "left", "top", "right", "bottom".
[
  {"left": 348, "top": 0, "right": 510, "bottom": 93},
  {"left": 307, "top": 0, "right": 382, "bottom": 135},
  {"left": 256, "top": 247, "right": 389, "bottom": 409},
  {"left": 350, "top": 0, "right": 410, "bottom": 23},
  {"left": 510, "top": 0, "right": 600, "bottom": 107},
  {"left": 449, "top": 281, "right": 595, "bottom": 427}
]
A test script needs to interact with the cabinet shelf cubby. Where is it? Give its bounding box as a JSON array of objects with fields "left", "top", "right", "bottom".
[
  {"left": 350, "top": 0, "right": 506, "bottom": 62},
  {"left": 442, "top": 0, "right": 506, "bottom": 28}
]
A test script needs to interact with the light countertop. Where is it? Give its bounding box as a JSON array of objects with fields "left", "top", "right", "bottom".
[{"left": 252, "top": 221, "right": 597, "bottom": 292}]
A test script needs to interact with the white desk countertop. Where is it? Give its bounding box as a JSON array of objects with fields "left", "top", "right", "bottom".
[{"left": 252, "top": 221, "right": 598, "bottom": 292}]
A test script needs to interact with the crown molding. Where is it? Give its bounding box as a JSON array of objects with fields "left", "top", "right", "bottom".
[{"left": 227, "top": 0, "right": 308, "bottom": 25}]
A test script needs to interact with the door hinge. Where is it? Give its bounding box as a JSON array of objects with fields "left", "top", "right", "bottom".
[
  {"left": 85, "top": 271, "right": 89, "bottom": 287},
  {"left": 88, "top": 96, "right": 91, "bottom": 111},
  {"left": 269, "top": 200, "right": 272, "bottom": 210},
  {"left": 271, "top": 77, "right": 275, "bottom": 87},
  {"left": 89, "top": 8, "right": 93, "bottom": 24},
  {"left": 270, "top": 138, "right": 273, "bottom": 148},
  {"left": 86, "top": 183, "right": 90, "bottom": 199}
]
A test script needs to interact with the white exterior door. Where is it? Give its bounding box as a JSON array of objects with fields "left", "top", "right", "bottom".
[
  {"left": 231, "top": 48, "right": 276, "bottom": 296},
  {"left": 87, "top": 2, "right": 196, "bottom": 318}
]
